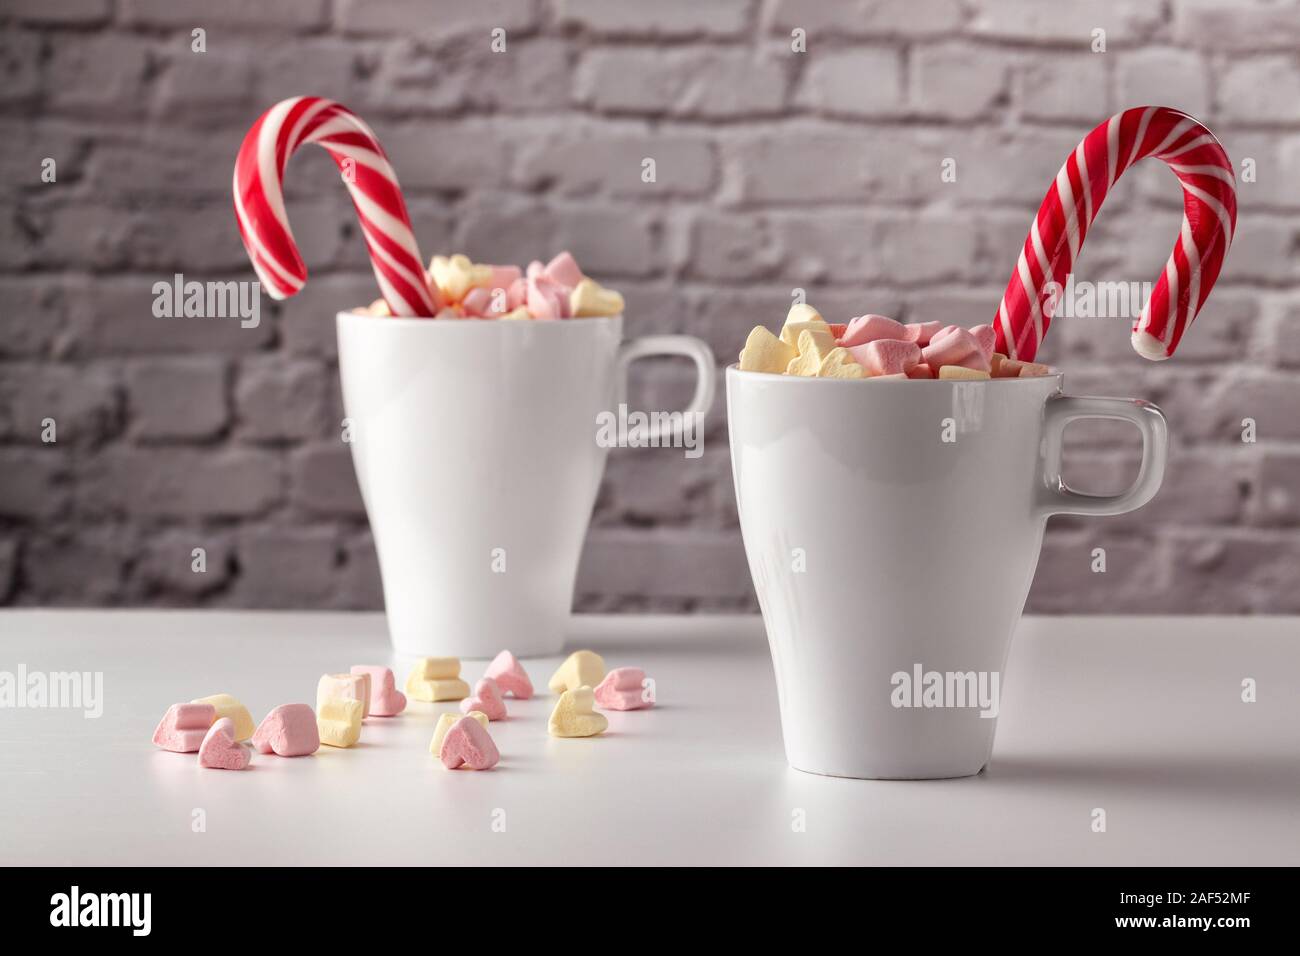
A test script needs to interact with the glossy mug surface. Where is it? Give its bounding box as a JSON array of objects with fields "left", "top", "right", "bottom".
[
  {"left": 338, "top": 312, "right": 714, "bottom": 658},
  {"left": 726, "top": 367, "right": 1167, "bottom": 779}
]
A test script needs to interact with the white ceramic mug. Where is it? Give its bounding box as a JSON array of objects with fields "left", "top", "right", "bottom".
[
  {"left": 337, "top": 312, "right": 715, "bottom": 658},
  {"left": 726, "top": 368, "right": 1167, "bottom": 779}
]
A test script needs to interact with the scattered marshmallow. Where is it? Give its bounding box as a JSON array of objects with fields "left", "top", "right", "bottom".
[
  {"left": 431, "top": 711, "right": 488, "bottom": 756},
  {"left": 548, "top": 650, "right": 606, "bottom": 695},
  {"left": 317, "top": 673, "right": 370, "bottom": 718},
  {"left": 350, "top": 665, "right": 406, "bottom": 717},
  {"left": 440, "top": 716, "right": 501, "bottom": 770},
  {"left": 548, "top": 686, "right": 609, "bottom": 738},
  {"left": 190, "top": 694, "right": 254, "bottom": 742},
  {"left": 198, "top": 717, "right": 252, "bottom": 771},
  {"left": 460, "top": 678, "right": 507, "bottom": 721},
  {"left": 406, "top": 658, "right": 470, "bottom": 702},
  {"left": 317, "top": 698, "right": 363, "bottom": 748},
  {"left": 152, "top": 702, "right": 216, "bottom": 753},
  {"left": 593, "top": 668, "right": 654, "bottom": 711},
  {"left": 483, "top": 650, "right": 534, "bottom": 699},
  {"left": 252, "top": 704, "right": 320, "bottom": 757}
]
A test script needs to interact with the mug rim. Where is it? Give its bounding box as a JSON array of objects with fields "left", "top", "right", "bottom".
[
  {"left": 725, "top": 363, "right": 1063, "bottom": 384},
  {"left": 337, "top": 310, "right": 623, "bottom": 329}
]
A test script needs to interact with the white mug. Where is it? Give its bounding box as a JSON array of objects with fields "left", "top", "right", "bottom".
[
  {"left": 726, "top": 368, "right": 1167, "bottom": 779},
  {"left": 337, "top": 312, "right": 715, "bottom": 658}
]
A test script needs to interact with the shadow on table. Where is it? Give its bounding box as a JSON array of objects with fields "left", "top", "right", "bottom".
[{"left": 988, "top": 752, "right": 1300, "bottom": 811}]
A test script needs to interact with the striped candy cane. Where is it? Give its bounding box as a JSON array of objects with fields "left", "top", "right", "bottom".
[
  {"left": 233, "top": 96, "right": 438, "bottom": 317},
  {"left": 995, "top": 106, "right": 1237, "bottom": 362}
]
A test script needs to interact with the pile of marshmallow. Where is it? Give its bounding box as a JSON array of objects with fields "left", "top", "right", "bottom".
[
  {"left": 739, "top": 305, "right": 1052, "bottom": 380},
  {"left": 357, "top": 250, "right": 625, "bottom": 321},
  {"left": 151, "top": 650, "right": 652, "bottom": 772}
]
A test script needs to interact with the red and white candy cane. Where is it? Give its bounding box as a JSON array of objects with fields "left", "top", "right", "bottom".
[
  {"left": 233, "top": 96, "right": 438, "bottom": 317},
  {"left": 995, "top": 106, "right": 1237, "bottom": 362}
]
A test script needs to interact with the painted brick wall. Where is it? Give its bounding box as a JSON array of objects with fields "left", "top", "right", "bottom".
[{"left": 1, "top": 0, "right": 1298, "bottom": 612}]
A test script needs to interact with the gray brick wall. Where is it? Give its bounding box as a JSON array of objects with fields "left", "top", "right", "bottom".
[{"left": 2, "top": 0, "right": 1298, "bottom": 613}]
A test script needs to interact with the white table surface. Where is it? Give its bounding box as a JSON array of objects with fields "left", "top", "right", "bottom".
[{"left": 1, "top": 611, "right": 1296, "bottom": 866}]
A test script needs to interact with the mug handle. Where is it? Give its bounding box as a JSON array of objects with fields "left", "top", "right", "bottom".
[
  {"left": 615, "top": 335, "right": 717, "bottom": 443},
  {"left": 1037, "top": 395, "right": 1169, "bottom": 517}
]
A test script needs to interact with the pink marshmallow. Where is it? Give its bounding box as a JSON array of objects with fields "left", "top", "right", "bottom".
[
  {"left": 594, "top": 667, "right": 654, "bottom": 711},
  {"left": 198, "top": 717, "right": 252, "bottom": 770},
  {"left": 251, "top": 703, "right": 320, "bottom": 756},
  {"left": 350, "top": 665, "right": 406, "bottom": 717},
  {"left": 506, "top": 276, "right": 528, "bottom": 311},
  {"left": 525, "top": 259, "right": 545, "bottom": 280},
  {"left": 460, "top": 678, "right": 507, "bottom": 721},
  {"left": 527, "top": 276, "right": 569, "bottom": 320},
  {"left": 848, "top": 339, "right": 922, "bottom": 376},
  {"left": 969, "top": 324, "right": 997, "bottom": 362},
  {"left": 152, "top": 702, "right": 216, "bottom": 753},
  {"left": 906, "top": 362, "right": 934, "bottom": 379},
  {"left": 839, "top": 314, "right": 908, "bottom": 348},
  {"left": 543, "top": 251, "right": 584, "bottom": 290},
  {"left": 461, "top": 286, "right": 492, "bottom": 317},
  {"left": 921, "top": 326, "right": 990, "bottom": 371},
  {"left": 440, "top": 715, "right": 500, "bottom": 771},
  {"left": 902, "top": 322, "right": 944, "bottom": 346},
  {"left": 483, "top": 650, "right": 533, "bottom": 699},
  {"left": 488, "top": 264, "right": 522, "bottom": 291}
]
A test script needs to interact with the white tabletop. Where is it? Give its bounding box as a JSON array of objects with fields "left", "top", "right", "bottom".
[{"left": 1, "top": 611, "right": 1296, "bottom": 866}]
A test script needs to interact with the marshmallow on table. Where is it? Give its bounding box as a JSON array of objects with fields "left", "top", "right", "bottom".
[
  {"left": 350, "top": 665, "right": 406, "bottom": 717},
  {"left": 430, "top": 711, "right": 488, "bottom": 756},
  {"left": 739, "top": 326, "right": 796, "bottom": 374},
  {"left": 548, "top": 650, "right": 606, "bottom": 694},
  {"left": 406, "top": 658, "right": 470, "bottom": 702},
  {"left": 190, "top": 694, "right": 254, "bottom": 742},
  {"left": 938, "top": 365, "right": 992, "bottom": 380},
  {"left": 779, "top": 304, "right": 829, "bottom": 348},
  {"left": 440, "top": 716, "right": 500, "bottom": 771},
  {"left": 817, "top": 347, "right": 866, "bottom": 379},
  {"left": 317, "top": 698, "right": 363, "bottom": 748},
  {"left": 484, "top": 650, "right": 533, "bottom": 699},
  {"left": 317, "top": 673, "right": 370, "bottom": 718},
  {"left": 252, "top": 704, "right": 320, "bottom": 757},
  {"left": 152, "top": 703, "right": 216, "bottom": 753},
  {"left": 786, "top": 328, "right": 839, "bottom": 376},
  {"left": 198, "top": 717, "right": 252, "bottom": 771},
  {"left": 460, "top": 678, "right": 507, "bottom": 721},
  {"left": 593, "top": 668, "right": 653, "bottom": 711},
  {"left": 549, "top": 686, "right": 609, "bottom": 738}
]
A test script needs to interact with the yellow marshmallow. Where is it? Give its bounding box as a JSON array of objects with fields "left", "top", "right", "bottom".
[
  {"left": 317, "top": 673, "right": 371, "bottom": 718},
  {"left": 317, "top": 698, "right": 363, "bottom": 748},
  {"left": 429, "top": 711, "right": 489, "bottom": 756},
  {"left": 818, "top": 347, "right": 866, "bottom": 379},
  {"left": 779, "top": 303, "right": 828, "bottom": 348},
  {"left": 569, "top": 278, "right": 625, "bottom": 317},
  {"left": 1017, "top": 362, "right": 1052, "bottom": 377},
  {"left": 501, "top": 306, "right": 532, "bottom": 320},
  {"left": 548, "top": 686, "right": 609, "bottom": 738},
  {"left": 786, "top": 328, "right": 838, "bottom": 376},
  {"left": 938, "top": 366, "right": 992, "bottom": 380},
  {"left": 430, "top": 254, "right": 492, "bottom": 303},
  {"left": 738, "top": 326, "right": 796, "bottom": 374},
  {"left": 190, "top": 693, "right": 254, "bottom": 742},
  {"left": 548, "top": 650, "right": 605, "bottom": 694},
  {"left": 406, "top": 658, "right": 469, "bottom": 702}
]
